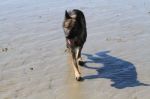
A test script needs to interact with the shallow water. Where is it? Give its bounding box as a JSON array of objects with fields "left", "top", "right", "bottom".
[{"left": 0, "top": 0, "right": 150, "bottom": 99}]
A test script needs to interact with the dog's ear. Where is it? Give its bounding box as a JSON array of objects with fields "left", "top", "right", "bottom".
[{"left": 65, "top": 10, "right": 71, "bottom": 19}]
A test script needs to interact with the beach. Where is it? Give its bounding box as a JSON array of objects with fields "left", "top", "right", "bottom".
[{"left": 0, "top": 0, "right": 150, "bottom": 99}]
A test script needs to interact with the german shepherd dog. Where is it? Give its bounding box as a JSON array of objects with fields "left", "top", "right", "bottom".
[{"left": 63, "top": 9, "right": 87, "bottom": 81}]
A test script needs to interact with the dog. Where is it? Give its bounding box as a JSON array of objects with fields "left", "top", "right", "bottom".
[{"left": 63, "top": 9, "right": 87, "bottom": 81}]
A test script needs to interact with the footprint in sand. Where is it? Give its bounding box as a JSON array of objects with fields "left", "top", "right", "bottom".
[
  {"left": 0, "top": 48, "right": 8, "bottom": 52},
  {"left": 106, "top": 37, "right": 126, "bottom": 42}
]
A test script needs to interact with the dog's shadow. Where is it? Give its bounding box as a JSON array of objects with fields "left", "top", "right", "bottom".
[{"left": 82, "top": 51, "right": 149, "bottom": 89}]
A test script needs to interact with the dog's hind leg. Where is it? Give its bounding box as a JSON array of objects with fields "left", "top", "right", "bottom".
[{"left": 76, "top": 46, "right": 85, "bottom": 66}]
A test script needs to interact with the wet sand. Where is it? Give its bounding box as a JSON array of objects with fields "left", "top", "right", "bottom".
[{"left": 0, "top": 0, "right": 150, "bottom": 99}]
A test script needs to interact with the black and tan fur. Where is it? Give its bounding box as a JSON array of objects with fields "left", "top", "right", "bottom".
[{"left": 63, "top": 9, "right": 87, "bottom": 81}]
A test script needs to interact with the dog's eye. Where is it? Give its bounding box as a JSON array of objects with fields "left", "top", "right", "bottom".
[
  {"left": 64, "top": 21, "right": 70, "bottom": 28},
  {"left": 63, "top": 21, "right": 69, "bottom": 27}
]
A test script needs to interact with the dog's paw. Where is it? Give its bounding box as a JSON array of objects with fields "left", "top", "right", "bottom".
[{"left": 75, "top": 76, "right": 84, "bottom": 81}]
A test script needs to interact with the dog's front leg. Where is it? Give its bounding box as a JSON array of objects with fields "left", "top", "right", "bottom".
[{"left": 71, "top": 50, "right": 82, "bottom": 81}]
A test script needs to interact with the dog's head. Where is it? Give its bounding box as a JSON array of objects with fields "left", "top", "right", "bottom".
[{"left": 63, "top": 10, "right": 77, "bottom": 39}]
